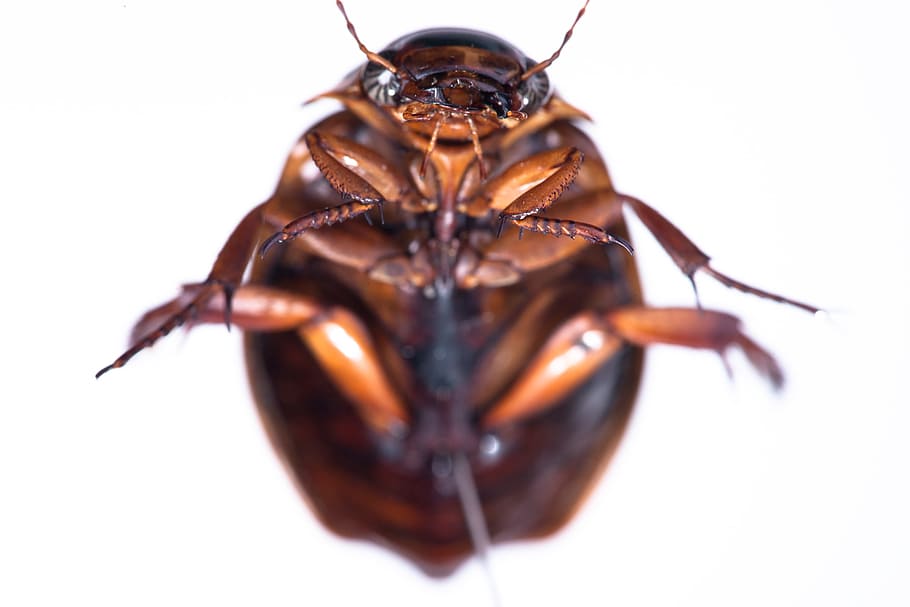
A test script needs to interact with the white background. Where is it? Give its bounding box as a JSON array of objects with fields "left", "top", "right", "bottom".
[{"left": 1, "top": 1, "right": 908, "bottom": 605}]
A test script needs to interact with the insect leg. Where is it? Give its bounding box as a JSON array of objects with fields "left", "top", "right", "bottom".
[
  {"left": 463, "top": 188, "right": 627, "bottom": 288},
  {"left": 493, "top": 148, "right": 631, "bottom": 252},
  {"left": 260, "top": 130, "right": 414, "bottom": 255},
  {"left": 619, "top": 194, "right": 819, "bottom": 313},
  {"left": 96, "top": 201, "right": 268, "bottom": 377},
  {"left": 259, "top": 199, "right": 380, "bottom": 257},
  {"left": 483, "top": 307, "right": 780, "bottom": 429},
  {"left": 483, "top": 311, "right": 624, "bottom": 428},
  {"left": 604, "top": 306, "right": 783, "bottom": 388},
  {"left": 495, "top": 147, "right": 582, "bottom": 217},
  {"left": 107, "top": 283, "right": 409, "bottom": 435}
]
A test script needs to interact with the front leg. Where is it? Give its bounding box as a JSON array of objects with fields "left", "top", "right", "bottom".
[
  {"left": 494, "top": 146, "right": 632, "bottom": 252},
  {"left": 260, "top": 130, "right": 414, "bottom": 256}
]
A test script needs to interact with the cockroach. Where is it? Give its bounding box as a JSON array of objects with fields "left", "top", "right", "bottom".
[{"left": 98, "top": 0, "right": 817, "bottom": 578}]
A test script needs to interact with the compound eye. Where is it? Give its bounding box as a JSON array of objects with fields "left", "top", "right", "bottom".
[
  {"left": 363, "top": 60, "right": 401, "bottom": 106},
  {"left": 516, "top": 69, "right": 550, "bottom": 114},
  {"left": 487, "top": 91, "right": 515, "bottom": 118}
]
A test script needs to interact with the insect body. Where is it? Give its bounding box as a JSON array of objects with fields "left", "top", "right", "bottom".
[{"left": 99, "top": 1, "right": 816, "bottom": 576}]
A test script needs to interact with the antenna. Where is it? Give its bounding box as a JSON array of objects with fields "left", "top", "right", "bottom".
[
  {"left": 521, "top": 0, "right": 590, "bottom": 81},
  {"left": 335, "top": 1, "right": 399, "bottom": 74}
]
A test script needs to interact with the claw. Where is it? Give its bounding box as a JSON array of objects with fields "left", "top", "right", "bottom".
[
  {"left": 95, "top": 363, "right": 115, "bottom": 379},
  {"left": 606, "top": 234, "right": 634, "bottom": 256},
  {"left": 688, "top": 274, "right": 702, "bottom": 310},
  {"left": 496, "top": 216, "right": 506, "bottom": 239},
  {"left": 259, "top": 231, "right": 288, "bottom": 258}
]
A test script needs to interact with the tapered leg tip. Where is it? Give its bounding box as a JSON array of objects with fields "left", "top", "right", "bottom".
[{"left": 259, "top": 232, "right": 287, "bottom": 258}]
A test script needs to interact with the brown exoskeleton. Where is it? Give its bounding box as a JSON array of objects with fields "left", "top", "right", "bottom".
[{"left": 98, "top": 0, "right": 817, "bottom": 577}]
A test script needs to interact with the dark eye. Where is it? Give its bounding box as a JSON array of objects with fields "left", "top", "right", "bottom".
[
  {"left": 486, "top": 92, "right": 513, "bottom": 118},
  {"left": 516, "top": 70, "right": 550, "bottom": 114},
  {"left": 363, "top": 61, "right": 401, "bottom": 106}
]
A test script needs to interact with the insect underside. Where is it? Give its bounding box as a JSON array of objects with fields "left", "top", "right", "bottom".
[{"left": 99, "top": 0, "right": 817, "bottom": 579}]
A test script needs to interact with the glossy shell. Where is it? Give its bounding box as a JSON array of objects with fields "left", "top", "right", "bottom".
[
  {"left": 244, "top": 113, "right": 643, "bottom": 575},
  {"left": 98, "top": 1, "right": 807, "bottom": 582}
]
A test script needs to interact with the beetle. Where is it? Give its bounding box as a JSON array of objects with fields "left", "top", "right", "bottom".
[{"left": 98, "top": 0, "right": 817, "bottom": 577}]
